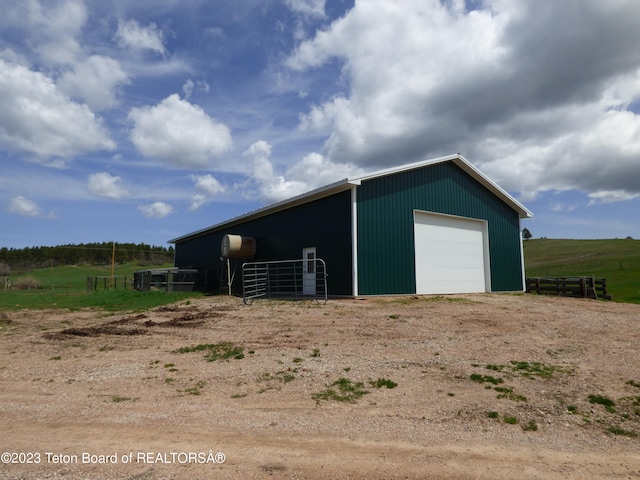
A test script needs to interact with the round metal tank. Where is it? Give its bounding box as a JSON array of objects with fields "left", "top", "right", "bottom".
[{"left": 221, "top": 234, "right": 256, "bottom": 259}]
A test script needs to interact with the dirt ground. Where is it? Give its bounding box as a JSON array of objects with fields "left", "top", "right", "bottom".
[{"left": 1, "top": 293, "right": 640, "bottom": 479}]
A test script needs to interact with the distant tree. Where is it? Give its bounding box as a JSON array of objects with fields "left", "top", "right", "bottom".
[
  {"left": 522, "top": 228, "right": 532, "bottom": 240},
  {"left": 0, "top": 261, "right": 9, "bottom": 276}
]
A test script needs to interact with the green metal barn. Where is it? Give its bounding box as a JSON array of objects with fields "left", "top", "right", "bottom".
[{"left": 169, "top": 154, "right": 532, "bottom": 297}]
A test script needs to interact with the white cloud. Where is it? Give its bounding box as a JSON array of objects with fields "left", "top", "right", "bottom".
[
  {"left": 8, "top": 196, "right": 54, "bottom": 218},
  {"left": 182, "top": 79, "right": 210, "bottom": 100},
  {"left": 58, "top": 55, "right": 130, "bottom": 111},
  {"left": 286, "top": 0, "right": 640, "bottom": 201},
  {"left": 285, "top": 152, "right": 364, "bottom": 188},
  {"left": 188, "top": 194, "right": 208, "bottom": 212},
  {"left": 193, "top": 174, "right": 226, "bottom": 196},
  {"left": 0, "top": 58, "right": 115, "bottom": 163},
  {"left": 588, "top": 190, "right": 640, "bottom": 205},
  {"left": 87, "top": 173, "right": 128, "bottom": 200},
  {"left": 24, "top": 0, "right": 87, "bottom": 66},
  {"left": 189, "top": 174, "right": 226, "bottom": 210},
  {"left": 128, "top": 94, "right": 233, "bottom": 169},
  {"left": 283, "top": 0, "right": 327, "bottom": 39},
  {"left": 284, "top": 0, "right": 326, "bottom": 19},
  {"left": 243, "top": 141, "right": 363, "bottom": 203},
  {"left": 115, "top": 19, "right": 166, "bottom": 55},
  {"left": 244, "top": 140, "right": 307, "bottom": 202},
  {"left": 138, "top": 201, "right": 173, "bottom": 218}
]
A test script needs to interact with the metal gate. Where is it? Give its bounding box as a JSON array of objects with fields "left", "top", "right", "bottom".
[{"left": 242, "top": 258, "right": 327, "bottom": 304}]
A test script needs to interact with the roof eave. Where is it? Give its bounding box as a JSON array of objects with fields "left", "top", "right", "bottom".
[
  {"left": 169, "top": 178, "right": 356, "bottom": 244},
  {"left": 169, "top": 154, "right": 533, "bottom": 244},
  {"left": 351, "top": 153, "right": 533, "bottom": 219}
]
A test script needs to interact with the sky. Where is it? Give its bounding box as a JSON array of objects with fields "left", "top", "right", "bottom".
[{"left": 1, "top": 0, "right": 640, "bottom": 250}]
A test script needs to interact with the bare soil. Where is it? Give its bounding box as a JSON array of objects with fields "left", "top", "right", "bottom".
[{"left": 1, "top": 293, "right": 640, "bottom": 479}]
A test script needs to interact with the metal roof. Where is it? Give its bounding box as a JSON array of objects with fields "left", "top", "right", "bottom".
[{"left": 169, "top": 154, "right": 532, "bottom": 244}]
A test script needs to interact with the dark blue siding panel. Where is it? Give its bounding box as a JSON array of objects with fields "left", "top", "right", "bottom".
[{"left": 175, "top": 190, "right": 353, "bottom": 295}]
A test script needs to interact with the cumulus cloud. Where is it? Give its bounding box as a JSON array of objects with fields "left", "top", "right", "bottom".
[
  {"left": 287, "top": 0, "right": 640, "bottom": 201},
  {"left": 189, "top": 174, "right": 226, "bottom": 210},
  {"left": 128, "top": 94, "right": 233, "bottom": 169},
  {"left": 138, "top": 201, "right": 173, "bottom": 218},
  {"left": 0, "top": 58, "right": 116, "bottom": 164},
  {"left": 8, "top": 196, "right": 54, "bottom": 218},
  {"left": 18, "top": 0, "right": 87, "bottom": 66},
  {"left": 87, "top": 172, "right": 128, "bottom": 199},
  {"left": 115, "top": 19, "right": 166, "bottom": 55},
  {"left": 243, "top": 141, "right": 363, "bottom": 203},
  {"left": 244, "top": 140, "right": 307, "bottom": 202},
  {"left": 284, "top": 152, "right": 364, "bottom": 188},
  {"left": 57, "top": 55, "right": 130, "bottom": 111}
]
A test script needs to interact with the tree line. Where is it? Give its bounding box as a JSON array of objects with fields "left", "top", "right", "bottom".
[{"left": 0, "top": 242, "right": 174, "bottom": 274}]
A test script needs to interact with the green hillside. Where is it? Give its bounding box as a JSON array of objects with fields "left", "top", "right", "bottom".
[{"left": 523, "top": 239, "right": 640, "bottom": 304}]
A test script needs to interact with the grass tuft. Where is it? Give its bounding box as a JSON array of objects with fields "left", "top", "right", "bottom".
[
  {"left": 174, "top": 342, "right": 244, "bottom": 361},
  {"left": 588, "top": 394, "right": 616, "bottom": 412},
  {"left": 313, "top": 378, "right": 369, "bottom": 404},
  {"left": 370, "top": 378, "right": 398, "bottom": 389}
]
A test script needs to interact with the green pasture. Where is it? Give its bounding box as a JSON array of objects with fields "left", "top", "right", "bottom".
[
  {"left": 0, "top": 262, "right": 203, "bottom": 311},
  {"left": 523, "top": 238, "right": 640, "bottom": 304},
  {"left": 1, "top": 239, "right": 639, "bottom": 310}
]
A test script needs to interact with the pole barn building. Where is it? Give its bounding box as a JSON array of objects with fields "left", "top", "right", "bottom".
[{"left": 169, "top": 154, "right": 533, "bottom": 296}]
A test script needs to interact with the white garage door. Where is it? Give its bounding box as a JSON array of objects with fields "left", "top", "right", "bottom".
[{"left": 414, "top": 211, "right": 490, "bottom": 294}]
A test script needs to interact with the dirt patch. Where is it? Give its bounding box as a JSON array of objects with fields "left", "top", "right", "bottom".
[
  {"left": 44, "top": 311, "right": 215, "bottom": 337},
  {"left": 1, "top": 294, "right": 640, "bottom": 479}
]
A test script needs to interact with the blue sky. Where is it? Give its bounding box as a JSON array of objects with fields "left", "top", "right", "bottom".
[{"left": 1, "top": 0, "right": 640, "bottom": 249}]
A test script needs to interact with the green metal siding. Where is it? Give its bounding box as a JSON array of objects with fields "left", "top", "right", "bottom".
[
  {"left": 175, "top": 190, "right": 353, "bottom": 295},
  {"left": 357, "top": 162, "right": 523, "bottom": 295}
]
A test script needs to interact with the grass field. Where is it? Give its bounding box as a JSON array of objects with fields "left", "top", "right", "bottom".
[
  {"left": 0, "top": 262, "right": 203, "bottom": 311},
  {"left": 523, "top": 238, "right": 640, "bottom": 304},
  {"left": 1, "top": 239, "right": 639, "bottom": 309}
]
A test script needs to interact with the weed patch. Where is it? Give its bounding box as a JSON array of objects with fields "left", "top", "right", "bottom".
[
  {"left": 503, "top": 415, "right": 518, "bottom": 425},
  {"left": 313, "top": 378, "right": 369, "bottom": 404},
  {"left": 510, "top": 361, "right": 568, "bottom": 379},
  {"left": 588, "top": 394, "right": 616, "bottom": 413},
  {"left": 370, "top": 378, "right": 398, "bottom": 389},
  {"left": 607, "top": 426, "right": 638, "bottom": 438},
  {"left": 626, "top": 380, "right": 640, "bottom": 389},
  {"left": 470, "top": 374, "right": 503, "bottom": 385},
  {"left": 183, "top": 381, "right": 206, "bottom": 395},
  {"left": 174, "top": 342, "right": 244, "bottom": 361},
  {"left": 258, "top": 369, "right": 297, "bottom": 392},
  {"left": 112, "top": 396, "right": 137, "bottom": 403},
  {"left": 495, "top": 387, "right": 527, "bottom": 402}
]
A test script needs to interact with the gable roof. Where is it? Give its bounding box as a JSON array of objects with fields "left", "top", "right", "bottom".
[{"left": 169, "top": 154, "right": 532, "bottom": 244}]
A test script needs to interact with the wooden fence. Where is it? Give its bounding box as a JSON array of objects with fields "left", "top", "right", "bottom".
[
  {"left": 87, "top": 275, "right": 129, "bottom": 290},
  {"left": 525, "top": 277, "right": 611, "bottom": 300},
  {"left": 133, "top": 268, "right": 200, "bottom": 292}
]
